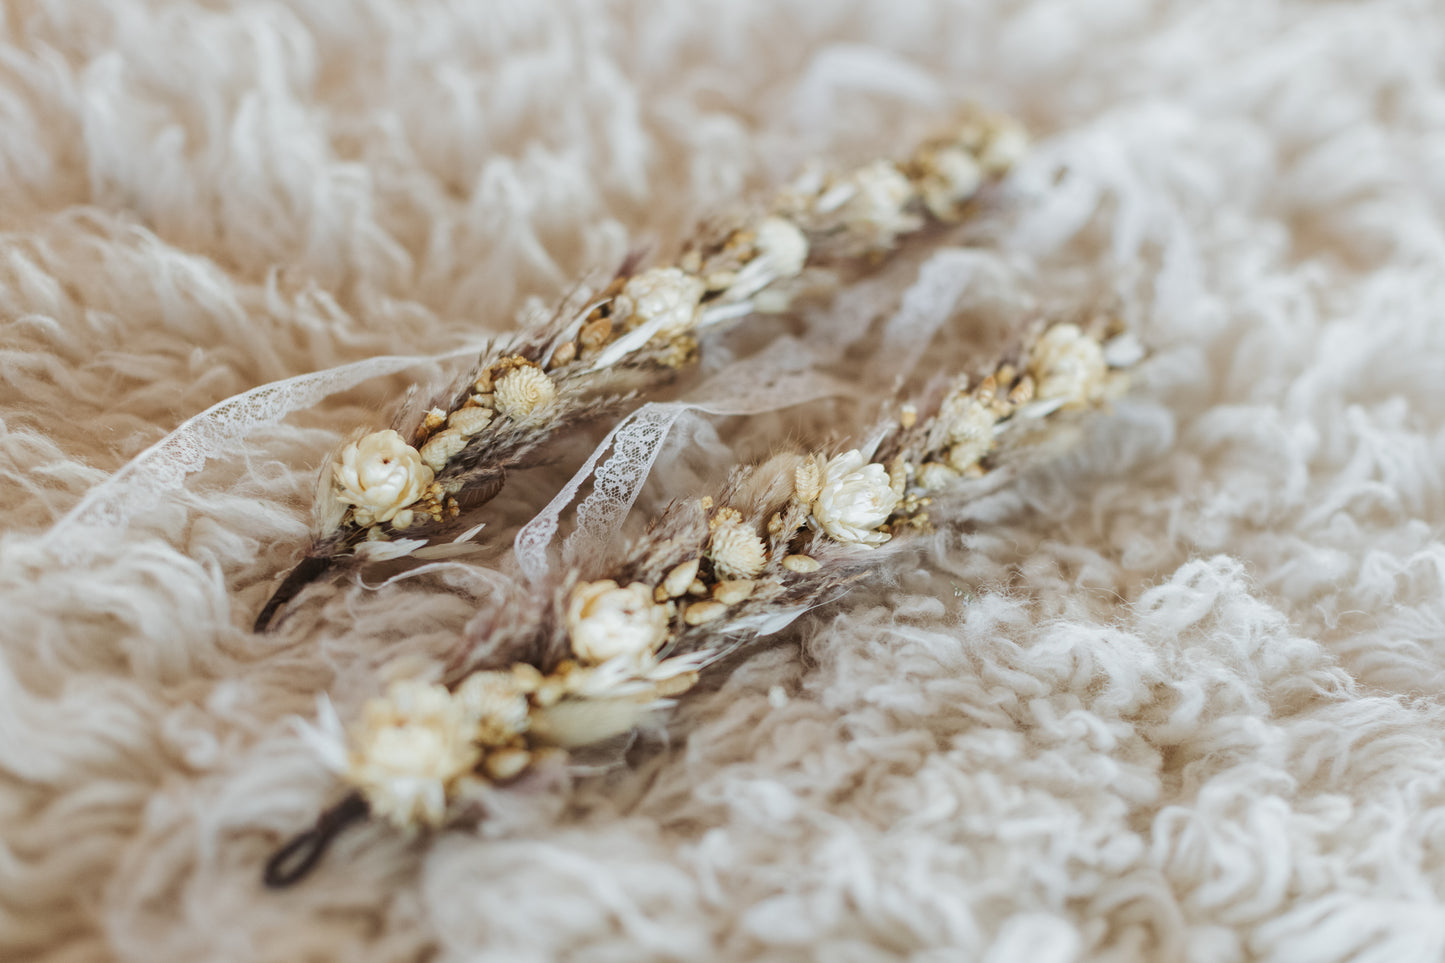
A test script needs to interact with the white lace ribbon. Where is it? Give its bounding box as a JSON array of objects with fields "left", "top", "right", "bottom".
[
  {"left": 46, "top": 345, "right": 482, "bottom": 562},
  {"left": 513, "top": 363, "right": 850, "bottom": 583}
]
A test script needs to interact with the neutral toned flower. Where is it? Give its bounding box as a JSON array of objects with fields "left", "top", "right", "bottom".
[
  {"left": 346, "top": 680, "right": 479, "bottom": 829},
  {"left": 454, "top": 670, "right": 531, "bottom": 745},
  {"left": 833, "top": 160, "right": 920, "bottom": 250},
  {"left": 333, "top": 429, "right": 435, "bottom": 526},
  {"left": 683, "top": 600, "right": 728, "bottom": 626},
  {"left": 809, "top": 450, "right": 901, "bottom": 546},
  {"left": 708, "top": 509, "right": 767, "bottom": 579},
  {"left": 661, "top": 558, "right": 700, "bottom": 599},
  {"left": 494, "top": 364, "right": 557, "bottom": 419},
  {"left": 1029, "top": 324, "right": 1107, "bottom": 408},
  {"left": 447, "top": 406, "right": 493, "bottom": 436},
  {"left": 915, "top": 461, "right": 961, "bottom": 492},
  {"left": 566, "top": 580, "right": 671, "bottom": 664},
  {"left": 711, "top": 579, "right": 756, "bottom": 605},
  {"left": 753, "top": 216, "right": 809, "bottom": 280},
  {"left": 781, "top": 554, "right": 821, "bottom": 574},
  {"left": 917, "top": 146, "right": 984, "bottom": 221},
  {"left": 979, "top": 118, "right": 1029, "bottom": 175},
  {"left": 940, "top": 394, "right": 998, "bottom": 471},
  {"left": 794, "top": 457, "right": 824, "bottom": 504},
  {"left": 420, "top": 427, "right": 467, "bottom": 472},
  {"left": 613, "top": 267, "right": 705, "bottom": 338},
  {"left": 482, "top": 747, "right": 532, "bottom": 781}
]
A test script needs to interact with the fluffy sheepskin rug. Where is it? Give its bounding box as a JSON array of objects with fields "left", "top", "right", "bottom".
[{"left": 5, "top": 1, "right": 1445, "bottom": 960}]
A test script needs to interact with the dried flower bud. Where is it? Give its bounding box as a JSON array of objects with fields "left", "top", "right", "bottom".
[
  {"left": 579, "top": 316, "right": 612, "bottom": 352},
  {"left": 548, "top": 340, "right": 577, "bottom": 368},
  {"left": 830, "top": 160, "right": 920, "bottom": 251},
  {"left": 712, "top": 580, "right": 756, "bottom": 605},
  {"left": 940, "top": 395, "right": 997, "bottom": 471},
  {"left": 1029, "top": 323, "right": 1107, "bottom": 408},
  {"left": 794, "top": 457, "right": 824, "bottom": 504},
  {"left": 809, "top": 450, "right": 901, "bottom": 547},
  {"left": 482, "top": 747, "right": 532, "bottom": 781},
  {"left": 917, "top": 146, "right": 984, "bottom": 221},
  {"left": 454, "top": 671, "right": 531, "bottom": 745},
  {"left": 684, "top": 600, "right": 728, "bottom": 626},
  {"left": 423, "top": 408, "right": 447, "bottom": 430},
  {"left": 662, "top": 558, "right": 700, "bottom": 599},
  {"left": 979, "top": 118, "right": 1029, "bottom": 175},
  {"left": 334, "top": 430, "right": 435, "bottom": 527},
  {"left": 447, "top": 406, "right": 493, "bottom": 437},
  {"left": 915, "top": 462, "right": 961, "bottom": 492},
  {"left": 613, "top": 267, "right": 705, "bottom": 338},
  {"left": 494, "top": 365, "right": 557, "bottom": 419},
  {"left": 566, "top": 580, "right": 671, "bottom": 665},
  {"left": 708, "top": 512, "right": 767, "bottom": 579},
  {"left": 781, "top": 554, "right": 821, "bottom": 574},
  {"left": 753, "top": 216, "right": 809, "bottom": 280},
  {"left": 420, "top": 427, "right": 468, "bottom": 472}
]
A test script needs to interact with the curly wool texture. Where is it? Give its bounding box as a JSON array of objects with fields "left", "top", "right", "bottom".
[{"left": 6, "top": 2, "right": 1445, "bottom": 962}]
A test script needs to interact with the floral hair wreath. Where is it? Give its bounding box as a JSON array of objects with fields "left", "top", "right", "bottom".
[
  {"left": 263, "top": 308, "right": 1144, "bottom": 885},
  {"left": 252, "top": 106, "right": 1033, "bottom": 632}
]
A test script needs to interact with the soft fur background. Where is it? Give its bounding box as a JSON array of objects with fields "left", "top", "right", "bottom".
[{"left": 5, "top": 0, "right": 1445, "bottom": 960}]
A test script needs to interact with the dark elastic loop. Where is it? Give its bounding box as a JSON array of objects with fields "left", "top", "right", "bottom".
[
  {"left": 254, "top": 555, "right": 336, "bottom": 632},
  {"left": 263, "top": 792, "right": 368, "bottom": 888}
]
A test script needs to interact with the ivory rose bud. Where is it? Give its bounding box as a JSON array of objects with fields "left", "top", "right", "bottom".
[
  {"left": 809, "top": 450, "right": 901, "bottom": 546},
  {"left": 333, "top": 429, "right": 434, "bottom": 526},
  {"left": 566, "top": 580, "right": 671, "bottom": 664}
]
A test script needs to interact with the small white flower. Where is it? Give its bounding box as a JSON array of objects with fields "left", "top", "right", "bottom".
[
  {"left": 708, "top": 509, "right": 767, "bottom": 580},
  {"left": 1029, "top": 324, "right": 1107, "bottom": 408},
  {"left": 346, "top": 680, "right": 479, "bottom": 830},
  {"left": 493, "top": 365, "right": 557, "bottom": 419},
  {"left": 753, "top": 216, "right": 809, "bottom": 280},
  {"left": 454, "top": 671, "right": 532, "bottom": 746},
  {"left": 915, "top": 461, "right": 961, "bottom": 492},
  {"left": 333, "top": 429, "right": 434, "bottom": 526},
  {"left": 940, "top": 395, "right": 998, "bottom": 471},
  {"left": 613, "top": 267, "right": 705, "bottom": 338},
  {"left": 979, "top": 119, "right": 1029, "bottom": 175},
  {"left": 825, "top": 161, "right": 920, "bottom": 252},
  {"left": 809, "top": 450, "right": 902, "bottom": 546},
  {"left": 918, "top": 146, "right": 984, "bottom": 221},
  {"left": 566, "top": 580, "right": 671, "bottom": 665}
]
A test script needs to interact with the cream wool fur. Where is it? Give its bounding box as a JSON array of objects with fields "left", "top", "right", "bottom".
[{"left": 4, "top": 0, "right": 1445, "bottom": 960}]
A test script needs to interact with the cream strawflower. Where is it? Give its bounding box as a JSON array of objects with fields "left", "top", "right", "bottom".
[
  {"left": 494, "top": 364, "right": 557, "bottom": 419},
  {"left": 1029, "top": 324, "right": 1107, "bottom": 408},
  {"left": 832, "top": 160, "right": 920, "bottom": 251},
  {"left": 566, "top": 580, "right": 671, "bottom": 664},
  {"left": 333, "top": 429, "right": 434, "bottom": 526},
  {"left": 809, "top": 450, "right": 901, "bottom": 546},
  {"left": 346, "top": 680, "right": 479, "bottom": 830},
  {"left": 455, "top": 671, "right": 532, "bottom": 745},
  {"left": 753, "top": 216, "right": 809, "bottom": 280},
  {"left": 917, "top": 146, "right": 984, "bottom": 221},
  {"left": 614, "top": 267, "right": 705, "bottom": 338},
  {"left": 940, "top": 394, "right": 998, "bottom": 471}
]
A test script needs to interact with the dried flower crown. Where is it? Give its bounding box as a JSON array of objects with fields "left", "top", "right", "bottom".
[
  {"left": 253, "top": 108, "right": 1031, "bottom": 631},
  {"left": 264, "top": 314, "right": 1143, "bottom": 885}
]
